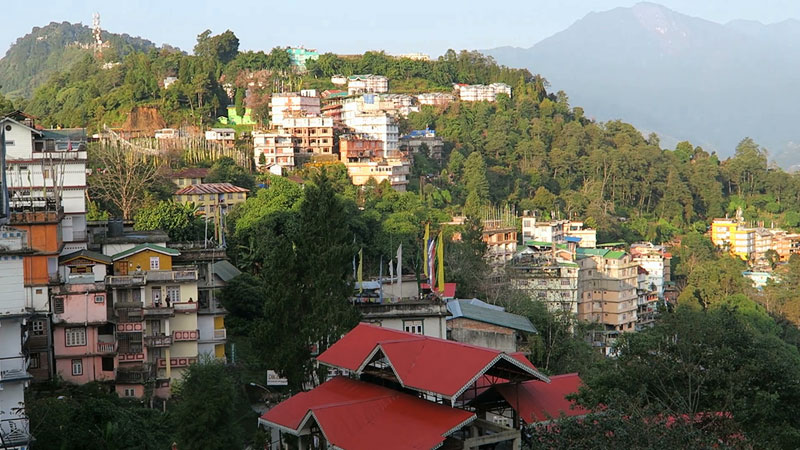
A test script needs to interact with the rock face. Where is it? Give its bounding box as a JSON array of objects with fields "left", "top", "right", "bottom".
[{"left": 484, "top": 2, "right": 800, "bottom": 168}]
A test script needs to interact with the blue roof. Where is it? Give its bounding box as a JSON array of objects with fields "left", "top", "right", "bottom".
[
  {"left": 405, "top": 129, "right": 436, "bottom": 138},
  {"left": 565, "top": 236, "right": 582, "bottom": 243}
]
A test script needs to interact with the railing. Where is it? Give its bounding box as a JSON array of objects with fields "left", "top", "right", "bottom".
[
  {"left": 145, "top": 270, "right": 198, "bottom": 282},
  {"left": 116, "top": 368, "right": 150, "bottom": 384},
  {"left": 157, "top": 357, "right": 198, "bottom": 368},
  {"left": 71, "top": 230, "right": 88, "bottom": 241},
  {"left": 106, "top": 275, "right": 146, "bottom": 287},
  {"left": 173, "top": 302, "right": 198, "bottom": 313},
  {"left": 142, "top": 306, "right": 174, "bottom": 317},
  {"left": 213, "top": 328, "right": 227, "bottom": 340},
  {"left": 118, "top": 352, "right": 146, "bottom": 362},
  {"left": 97, "top": 338, "right": 116, "bottom": 354},
  {"left": 144, "top": 334, "right": 172, "bottom": 347},
  {"left": 0, "top": 356, "right": 30, "bottom": 381},
  {"left": 173, "top": 330, "right": 199, "bottom": 341},
  {"left": 0, "top": 418, "right": 30, "bottom": 445}
]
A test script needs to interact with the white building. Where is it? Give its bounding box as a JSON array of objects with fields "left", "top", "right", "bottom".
[
  {"left": 1, "top": 116, "right": 88, "bottom": 254},
  {"left": 522, "top": 214, "right": 596, "bottom": 248},
  {"left": 342, "top": 112, "right": 399, "bottom": 157},
  {"left": 205, "top": 128, "right": 235, "bottom": 141},
  {"left": 331, "top": 75, "right": 347, "bottom": 86},
  {"left": 347, "top": 74, "right": 389, "bottom": 95},
  {"left": 417, "top": 93, "right": 456, "bottom": 106},
  {"left": 269, "top": 92, "right": 321, "bottom": 126},
  {"left": 630, "top": 243, "right": 671, "bottom": 299}
]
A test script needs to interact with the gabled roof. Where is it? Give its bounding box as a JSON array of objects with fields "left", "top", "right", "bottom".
[
  {"left": 0, "top": 116, "right": 42, "bottom": 136},
  {"left": 111, "top": 243, "right": 180, "bottom": 261},
  {"left": 212, "top": 260, "right": 241, "bottom": 282},
  {"left": 59, "top": 249, "right": 112, "bottom": 265},
  {"left": 175, "top": 183, "right": 249, "bottom": 195},
  {"left": 490, "top": 373, "right": 589, "bottom": 424},
  {"left": 447, "top": 299, "right": 537, "bottom": 334},
  {"left": 260, "top": 376, "right": 475, "bottom": 450},
  {"left": 317, "top": 323, "right": 549, "bottom": 402}
]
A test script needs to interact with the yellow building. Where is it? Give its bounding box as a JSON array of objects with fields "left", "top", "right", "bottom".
[
  {"left": 710, "top": 218, "right": 754, "bottom": 261},
  {"left": 174, "top": 183, "right": 249, "bottom": 242}
]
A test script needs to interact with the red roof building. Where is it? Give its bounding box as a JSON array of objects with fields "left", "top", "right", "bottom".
[{"left": 490, "top": 373, "right": 589, "bottom": 424}]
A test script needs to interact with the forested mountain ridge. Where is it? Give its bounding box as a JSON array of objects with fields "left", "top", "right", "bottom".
[
  {"left": 483, "top": 2, "right": 800, "bottom": 169},
  {"left": 0, "top": 21, "right": 158, "bottom": 98}
]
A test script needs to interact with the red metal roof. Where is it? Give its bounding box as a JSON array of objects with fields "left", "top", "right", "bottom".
[
  {"left": 317, "top": 323, "right": 548, "bottom": 401},
  {"left": 174, "top": 182, "right": 250, "bottom": 195},
  {"left": 420, "top": 282, "right": 457, "bottom": 298},
  {"left": 260, "top": 377, "right": 475, "bottom": 449},
  {"left": 494, "top": 373, "right": 589, "bottom": 424}
]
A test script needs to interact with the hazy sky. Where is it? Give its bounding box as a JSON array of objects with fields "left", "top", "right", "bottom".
[{"left": 3, "top": 1, "right": 800, "bottom": 57}]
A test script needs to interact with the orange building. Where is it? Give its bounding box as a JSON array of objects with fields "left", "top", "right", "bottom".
[{"left": 339, "top": 134, "right": 383, "bottom": 162}]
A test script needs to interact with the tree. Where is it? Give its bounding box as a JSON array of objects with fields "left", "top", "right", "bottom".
[
  {"left": 193, "top": 30, "right": 240, "bottom": 65},
  {"left": 0, "top": 93, "right": 14, "bottom": 116},
  {"left": 89, "top": 142, "right": 160, "bottom": 219},
  {"left": 133, "top": 201, "right": 203, "bottom": 242},
  {"left": 205, "top": 156, "right": 255, "bottom": 191},
  {"left": 171, "top": 359, "right": 250, "bottom": 450}
]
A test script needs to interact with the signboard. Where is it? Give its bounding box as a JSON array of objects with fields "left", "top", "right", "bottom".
[{"left": 266, "top": 370, "right": 288, "bottom": 386}]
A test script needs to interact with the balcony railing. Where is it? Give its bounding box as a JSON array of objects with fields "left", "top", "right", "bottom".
[
  {"left": 116, "top": 368, "right": 151, "bottom": 384},
  {"left": 106, "top": 275, "right": 146, "bottom": 287},
  {"left": 173, "top": 330, "right": 199, "bottom": 341},
  {"left": 174, "top": 301, "right": 198, "bottom": 313},
  {"left": 0, "top": 418, "right": 31, "bottom": 446},
  {"left": 157, "top": 357, "right": 198, "bottom": 368},
  {"left": 118, "top": 351, "right": 146, "bottom": 362},
  {"left": 0, "top": 356, "right": 30, "bottom": 381},
  {"left": 213, "top": 328, "right": 227, "bottom": 340},
  {"left": 145, "top": 270, "right": 198, "bottom": 282},
  {"left": 97, "top": 337, "right": 116, "bottom": 354},
  {"left": 142, "top": 306, "right": 174, "bottom": 317},
  {"left": 144, "top": 334, "right": 173, "bottom": 347}
]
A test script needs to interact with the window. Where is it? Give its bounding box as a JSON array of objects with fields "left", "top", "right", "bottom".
[
  {"left": 43, "top": 168, "right": 51, "bottom": 179},
  {"left": 71, "top": 359, "right": 83, "bottom": 376},
  {"left": 54, "top": 297, "right": 65, "bottom": 314},
  {"left": 149, "top": 256, "right": 160, "bottom": 270},
  {"left": 5, "top": 140, "right": 14, "bottom": 146},
  {"left": 403, "top": 320, "right": 423, "bottom": 335},
  {"left": 65, "top": 327, "right": 87, "bottom": 347},
  {"left": 152, "top": 287, "right": 162, "bottom": 305},
  {"left": 32, "top": 320, "right": 45, "bottom": 336},
  {"left": 102, "top": 357, "right": 114, "bottom": 372},
  {"left": 29, "top": 353, "right": 40, "bottom": 369},
  {"left": 94, "top": 295, "right": 105, "bottom": 303},
  {"left": 166, "top": 285, "right": 180, "bottom": 303},
  {"left": 561, "top": 280, "right": 570, "bottom": 286},
  {"left": 35, "top": 288, "right": 43, "bottom": 295},
  {"left": 227, "top": 193, "right": 233, "bottom": 199},
  {"left": 238, "top": 193, "right": 244, "bottom": 199},
  {"left": 124, "top": 388, "right": 136, "bottom": 397}
]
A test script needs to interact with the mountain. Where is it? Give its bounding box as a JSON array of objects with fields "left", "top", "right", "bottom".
[
  {"left": 483, "top": 2, "right": 800, "bottom": 168},
  {"left": 0, "top": 22, "right": 158, "bottom": 98}
]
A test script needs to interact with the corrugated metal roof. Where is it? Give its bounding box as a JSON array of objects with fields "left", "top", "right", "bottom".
[
  {"left": 59, "top": 249, "right": 112, "bottom": 265},
  {"left": 212, "top": 260, "right": 241, "bottom": 282},
  {"left": 174, "top": 183, "right": 250, "bottom": 195},
  {"left": 605, "top": 251, "right": 626, "bottom": 259},
  {"left": 260, "top": 376, "right": 475, "bottom": 449},
  {"left": 111, "top": 243, "right": 180, "bottom": 261},
  {"left": 489, "top": 373, "right": 588, "bottom": 424},
  {"left": 448, "top": 300, "right": 537, "bottom": 334}
]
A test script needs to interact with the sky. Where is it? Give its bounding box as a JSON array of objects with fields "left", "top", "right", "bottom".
[{"left": 3, "top": 1, "right": 800, "bottom": 57}]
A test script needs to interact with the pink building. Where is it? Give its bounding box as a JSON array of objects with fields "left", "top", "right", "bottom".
[{"left": 51, "top": 250, "right": 116, "bottom": 384}]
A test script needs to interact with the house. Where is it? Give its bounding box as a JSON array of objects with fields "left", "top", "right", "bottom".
[
  {"left": 260, "top": 323, "right": 580, "bottom": 449},
  {"left": 163, "top": 76, "right": 178, "bottom": 89},
  {"left": 339, "top": 134, "right": 410, "bottom": 190},
  {"left": 330, "top": 75, "right": 347, "bottom": 86},
  {"left": 107, "top": 243, "right": 199, "bottom": 399},
  {"left": 174, "top": 183, "right": 249, "bottom": 243},
  {"left": 277, "top": 116, "right": 334, "bottom": 155},
  {"left": 630, "top": 242, "right": 671, "bottom": 298},
  {"left": 204, "top": 128, "right": 235, "bottom": 144},
  {"left": 223, "top": 105, "right": 256, "bottom": 126},
  {"left": 454, "top": 83, "right": 512, "bottom": 102},
  {"left": 1, "top": 114, "right": 89, "bottom": 253},
  {"left": 399, "top": 129, "right": 444, "bottom": 160},
  {"left": 252, "top": 131, "right": 301, "bottom": 172},
  {"left": 269, "top": 92, "right": 321, "bottom": 125},
  {"left": 346, "top": 74, "right": 389, "bottom": 95},
  {"left": 483, "top": 216, "right": 517, "bottom": 265},
  {"left": 417, "top": 92, "right": 456, "bottom": 106},
  {"left": 51, "top": 250, "right": 115, "bottom": 384},
  {"left": 154, "top": 128, "right": 178, "bottom": 139},
  {"left": 447, "top": 299, "right": 537, "bottom": 353},
  {"left": 341, "top": 109, "right": 399, "bottom": 157},
  {"left": 170, "top": 167, "right": 209, "bottom": 188}
]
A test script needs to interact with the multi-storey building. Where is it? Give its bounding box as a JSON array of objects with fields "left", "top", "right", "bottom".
[
  {"left": 253, "top": 131, "right": 301, "bottom": 173},
  {"left": 170, "top": 168, "right": 209, "bottom": 188},
  {"left": 2, "top": 113, "right": 88, "bottom": 254},
  {"left": 51, "top": 250, "right": 115, "bottom": 384},
  {"left": 277, "top": 116, "right": 334, "bottom": 155},
  {"left": 174, "top": 183, "right": 249, "bottom": 243},
  {"left": 577, "top": 248, "right": 639, "bottom": 355},
  {"left": 107, "top": 243, "right": 199, "bottom": 399},
  {"left": 508, "top": 244, "right": 580, "bottom": 316},
  {"left": 342, "top": 113, "right": 399, "bottom": 157},
  {"left": 347, "top": 74, "right": 389, "bottom": 95},
  {"left": 635, "top": 266, "right": 659, "bottom": 330},
  {"left": 399, "top": 129, "right": 444, "bottom": 160},
  {"left": 453, "top": 83, "right": 512, "bottom": 102},
  {"left": 286, "top": 47, "right": 319, "bottom": 71},
  {"left": 339, "top": 134, "right": 410, "bottom": 190},
  {"left": 521, "top": 213, "right": 597, "bottom": 248},
  {"left": 269, "top": 92, "right": 321, "bottom": 125},
  {"left": 0, "top": 226, "right": 33, "bottom": 449},
  {"left": 416, "top": 92, "right": 456, "bottom": 106},
  {"left": 482, "top": 215, "right": 518, "bottom": 265},
  {"left": 630, "top": 242, "right": 671, "bottom": 298}
]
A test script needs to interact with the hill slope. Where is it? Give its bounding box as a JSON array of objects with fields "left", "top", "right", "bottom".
[
  {"left": 484, "top": 2, "right": 800, "bottom": 168},
  {"left": 0, "top": 21, "right": 157, "bottom": 98}
]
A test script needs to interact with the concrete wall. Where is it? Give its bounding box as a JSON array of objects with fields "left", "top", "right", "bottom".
[
  {"left": 0, "top": 257, "right": 25, "bottom": 314},
  {"left": 57, "top": 290, "right": 107, "bottom": 323},
  {"left": 55, "top": 355, "right": 114, "bottom": 384},
  {"left": 447, "top": 318, "right": 517, "bottom": 353}
]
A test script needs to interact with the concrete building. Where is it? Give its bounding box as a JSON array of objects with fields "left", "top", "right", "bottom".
[
  {"left": 278, "top": 116, "right": 334, "bottom": 155},
  {"left": 352, "top": 280, "right": 449, "bottom": 339},
  {"left": 107, "top": 243, "right": 199, "bottom": 399},
  {"left": 342, "top": 112, "right": 399, "bottom": 157},
  {"left": 635, "top": 266, "right": 659, "bottom": 330},
  {"left": 482, "top": 215, "right": 518, "bottom": 265},
  {"left": 269, "top": 92, "right": 321, "bottom": 126},
  {"left": 2, "top": 114, "right": 88, "bottom": 254},
  {"left": 417, "top": 92, "right": 456, "bottom": 106},
  {"left": 446, "top": 299, "right": 536, "bottom": 353},
  {"left": 630, "top": 242, "right": 671, "bottom": 298},
  {"left": 577, "top": 248, "right": 639, "bottom": 355},
  {"left": 347, "top": 74, "right": 389, "bottom": 95},
  {"left": 399, "top": 129, "right": 445, "bottom": 160},
  {"left": 339, "top": 134, "right": 409, "bottom": 190},
  {"left": 521, "top": 214, "right": 596, "bottom": 248},
  {"left": 454, "top": 83, "right": 512, "bottom": 102},
  {"left": 330, "top": 75, "right": 347, "bottom": 86},
  {"left": 286, "top": 47, "right": 319, "bottom": 70},
  {"left": 204, "top": 128, "right": 236, "bottom": 145},
  {"left": 252, "top": 131, "right": 301, "bottom": 172},
  {"left": 170, "top": 168, "right": 209, "bottom": 188},
  {"left": 508, "top": 243, "right": 580, "bottom": 316},
  {"left": 51, "top": 250, "right": 115, "bottom": 384},
  {"left": 174, "top": 183, "right": 249, "bottom": 243}
]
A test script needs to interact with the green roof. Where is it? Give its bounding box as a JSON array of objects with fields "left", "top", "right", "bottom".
[
  {"left": 447, "top": 299, "right": 537, "bottom": 334},
  {"left": 213, "top": 260, "right": 242, "bottom": 282},
  {"left": 525, "top": 240, "right": 569, "bottom": 250},
  {"left": 596, "top": 242, "right": 626, "bottom": 248},
  {"left": 111, "top": 243, "right": 180, "bottom": 261},
  {"left": 605, "top": 251, "right": 626, "bottom": 259},
  {"left": 576, "top": 248, "right": 609, "bottom": 257}
]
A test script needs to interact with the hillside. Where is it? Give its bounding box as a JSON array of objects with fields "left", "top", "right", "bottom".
[
  {"left": 483, "top": 2, "right": 800, "bottom": 169},
  {"left": 0, "top": 21, "right": 157, "bottom": 98}
]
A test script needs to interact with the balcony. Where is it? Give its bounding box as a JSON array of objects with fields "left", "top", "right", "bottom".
[
  {"left": 157, "top": 357, "right": 198, "bottom": 368},
  {"left": 118, "top": 352, "right": 146, "bottom": 363},
  {"left": 0, "top": 356, "right": 31, "bottom": 382},
  {"left": 142, "top": 306, "right": 174, "bottom": 318},
  {"left": 116, "top": 367, "right": 151, "bottom": 384},
  {"left": 173, "top": 330, "right": 199, "bottom": 341},
  {"left": 174, "top": 301, "right": 198, "bottom": 313},
  {"left": 97, "top": 336, "right": 116, "bottom": 354},
  {"left": 213, "top": 328, "right": 227, "bottom": 340},
  {"left": 106, "top": 275, "right": 146, "bottom": 287},
  {"left": 145, "top": 269, "right": 198, "bottom": 282},
  {"left": 144, "top": 334, "right": 173, "bottom": 347},
  {"left": 0, "top": 418, "right": 31, "bottom": 447}
]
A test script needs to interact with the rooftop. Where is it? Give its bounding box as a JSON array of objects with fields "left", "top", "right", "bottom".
[
  {"left": 477, "top": 373, "right": 588, "bottom": 424},
  {"left": 175, "top": 183, "right": 250, "bottom": 195},
  {"left": 111, "top": 243, "right": 180, "bottom": 261},
  {"left": 59, "top": 249, "right": 112, "bottom": 265},
  {"left": 447, "top": 299, "right": 537, "bottom": 334}
]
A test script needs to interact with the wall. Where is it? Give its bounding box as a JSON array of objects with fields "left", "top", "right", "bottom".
[
  {"left": 0, "top": 257, "right": 25, "bottom": 314},
  {"left": 2, "top": 121, "right": 34, "bottom": 159},
  {"left": 56, "top": 290, "right": 107, "bottom": 323},
  {"left": 0, "top": 323, "right": 23, "bottom": 358},
  {"left": 447, "top": 318, "right": 516, "bottom": 353},
  {"left": 122, "top": 250, "right": 173, "bottom": 273},
  {"left": 55, "top": 355, "right": 114, "bottom": 384},
  {"left": 370, "top": 316, "right": 446, "bottom": 339}
]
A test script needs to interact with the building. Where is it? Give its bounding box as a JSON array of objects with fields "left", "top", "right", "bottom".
[
  {"left": 482, "top": 214, "right": 518, "bottom": 265},
  {"left": 577, "top": 248, "right": 639, "bottom": 354},
  {"left": 399, "top": 129, "right": 445, "bottom": 160},
  {"left": 269, "top": 92, "right": 321, "bottom": 126},
  {"left": 170, "top": 168, "right": 209, "bottom": 188},
  {"left": 278, "top": 116, "right": 334, "bottom": 155},
  {"left": 252, "top": 131, "right": 301, "bottom": 172},
  {"left": 343, "top": 112, "right": 399, "bottom": 157},
  {"left": 417, "top": 92, "right": 456, "bottom": 106},
  {"left": 286, "top": 47, "right": 319, "bottom": 70},
  {"left": 223, "top": 105, "right": 256, "bottom": 126},
  {"left": 0, "top": 226, "right": 33, "bottom": 448},
  {"left": 204, "top": 128, "right": 235, "bottom": 145},
  {"left": 339, "top": 134, "right": 409, "bottom": 190},
  {"left": 154, "top": 128, "right": 178, "bottom": 139},
  {"left": 635, "top": 266, "right": 659, "bottom": 329},
  {"left": 630, "top": 242, "right": 671, "bottom": 298},
  {"left": 174, "top": 183, "right": 249, "bottom": 242},
  {"left": 347, "top": 74, "right": 389, "bottom": 95},
  {"left": 163, "top": 76, "right": 178, "bottom": 89},
  {"left": 447, "top": 299, "right": 536, "bottom": 352},
  {"left": 454, "top": 83, "right": 512, "bottom": 102},
  {"left": 260, "top": 323, "right": 588, "bottom": 449},
  {"left": 330, "top": 75, "right": 347, "bottom": 86},
  {"left": 51, "top": 250, "right": 116, "bottom": 384},
  {"left": 521, "top": 213, "right": 596, "bottom": 248},
  {"left": 710, "top": 217, "right": 754, "bottom": 260},
  {"left": 2, "top": 114, "right": 88, "bottom": 254},
  {"left": 508, "top": 243, "right": 580, "bottom": 316},
  {"left": 170, "top": 244, "right": 237, "bottom": 360},
  {"left": 107, "top": 243, "right": 199, "bottom": 399},
  {"left": 352, "top": 280, "right": 449, "bottom": 339}
]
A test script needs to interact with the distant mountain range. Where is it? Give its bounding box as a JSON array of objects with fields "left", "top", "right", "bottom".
[
  {"left": 0, "top": 22, "right": 158, "bottom": 98},
  {"left": 484, "top": 2, "right": 800, "bottom": 169}
]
